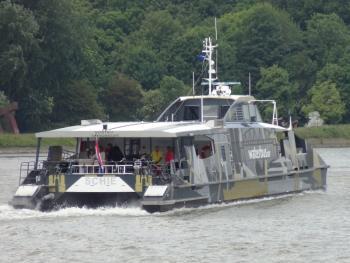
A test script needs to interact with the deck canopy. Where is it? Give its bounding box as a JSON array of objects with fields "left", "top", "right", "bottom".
[
  {"left": 35, "top": 121, "right": 215, "bottom": 138},
  {"left": 36, "top": 119, "right": 286, "bottom": 139}
]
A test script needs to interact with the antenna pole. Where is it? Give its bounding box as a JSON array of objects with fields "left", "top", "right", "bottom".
[
  {"left": 201, "top": 87, "right": 204, "bottom": 123},
  {"left": 192, "top": 72, "right": 195, "bottom": 95},
  {"left": 215, "top": 17, "right": 218, "bottom": 40},
  {"left": 215, "top": 17, "right": 218, "bottom": 79},
  {"left": 248, "top": 72, "right": 251, "bottom": 96}
]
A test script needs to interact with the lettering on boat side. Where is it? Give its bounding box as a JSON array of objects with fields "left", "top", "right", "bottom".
[
  {"left": 85, "top": 177, "right": 117, "bottom": 186},
  {"left": 93, "top": 131, "right": 119, "bottom": 137},
  {"left": 248, "top": 147, "right": 271, "bottom": 159}
]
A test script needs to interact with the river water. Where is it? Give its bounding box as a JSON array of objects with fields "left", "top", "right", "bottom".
[{"left": 0, "top": 148, "right": 349, "bottom": 263}]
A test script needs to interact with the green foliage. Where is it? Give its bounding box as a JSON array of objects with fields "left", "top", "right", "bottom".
[
  {"left": 0, "top": 133, "right": 75, "bottom": 147},
  {"left": 220, "top": 3, "right": 302, "bottom": 89},
  {"left": 51, "top": 79, "right": 103, "bottom": 126},
  {"left": 159, "top": 76, "right": 190, "bottom": 106},
  {"left": 316, "top": 63, "right": 350, "bottom": 121},
  {"left": 269, "top": 0, "right": 350, "bottom": 28},
  {"left": 305, "top": 13, "right": 350, "bottom": 68},
  {"left": 256, "top": 65, "right": 297, "bottom": 119},
  {"left": 121, "top": 46, "right": 165, "bottom": 90},
  {"left": 17, "top": 91, "right": 54, "bottom": 131},
  {"left": 140, "top": 76, "right": 190, "bottom": 121},
  {"left": 2, "top": 0, "right": 350, "bottom": 131},
  {"left": 0, "top": 91, "right": 9, "bottom": 108},
  {"left": 0, "top": 0, "right": 39, "bottom": 98},
  {"left": 104, "top": 73, "right": 143, "bottom": 121},
  {"left": 295, "top": 124, "right": 350, "bottom": 140},
  {"left": 302, "top": 81, "right": 345, "bottom": 124},
  {"left": 140, "top": 89, "right": 165, "bottom": 121}
]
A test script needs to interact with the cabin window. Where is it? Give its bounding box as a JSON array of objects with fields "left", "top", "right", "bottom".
[
  {"left": 184, "top": 106, "right": 199, "bottom": 120},
  {"left": 194, "top": 136, "right": 214, "bottom": 159},
  {"left": 203, "top": 104, "right": 218, "bottom": 120},
  {"left": 225, "top": 103, "right": 244, "bottom": 122},
  {"left": 219, "top": 105, "right": 230, "bottom": 119},
  {"left": 224, "top": 102, "right": 263, "bottom": 122},
  {"left": 221, "top": 145, "right": 226, "bottom": 161}
]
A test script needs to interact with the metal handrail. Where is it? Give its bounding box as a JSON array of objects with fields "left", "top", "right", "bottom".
[
  {"left": 70, "top": 164, "right": 134, "bottom": 175},
  {"left": 19, "top": 161, "right": 43, "bottom": 185}
]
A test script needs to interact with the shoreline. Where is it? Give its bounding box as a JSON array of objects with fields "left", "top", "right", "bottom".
[
  {"left": 306, "top": 138, "right": 350, "bottom": 148},
  {"left": 0, "top": 138, "right": 350, "bottom": 155}
]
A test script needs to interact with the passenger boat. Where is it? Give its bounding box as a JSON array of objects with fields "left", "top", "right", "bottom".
[{"left": 10, "top": 37, "right": 328, "bottom": 212}]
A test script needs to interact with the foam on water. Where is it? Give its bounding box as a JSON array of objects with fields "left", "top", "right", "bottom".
[
  {"left": 150, "top": 190, "right": 325, "bottom": 217},
  {"left": 0, "top": 204, "right": 149, "bottom": 221},
  {"left": 0, "top": 190, "right": 325, "bottom": 221}
]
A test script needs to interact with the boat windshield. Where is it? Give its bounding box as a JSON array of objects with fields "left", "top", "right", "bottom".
[{"left": 157, "top": 98, "right": 234, "bottom": 122}]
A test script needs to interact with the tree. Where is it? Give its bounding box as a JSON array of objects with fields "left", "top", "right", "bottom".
[
  {"left": 256, "top": 65, "right": 297, "bottom": 120},
  {"left": 0, "top": 91, "right": 9, "bottom": 108},
  {"left": 220, "top": 3, "right": 302, "bottom": 90},
  {"left": 136, "top": 10, "right": 183, "bottom": 53},
  {"left": 139, "top": 89, "right": 165, "bottom": 121},
  {"left": 0, "top": 1, "right": 39, "bottom": 99},
  {"left": 268, "top": 0, "right": 350, "bottom": 28},
  {"left": 0, "top": 1, "right": 55, "bottom": 131},
  {"left": 316, "top": 63, "right": 350, "bottom": 122},
  {"left": 120, "top": 46, "right": 165, "bottom": 90},
  {"left": 104, "top": 73, "right": 143, "bottom": 121},
  {"left": 302, "top": 81, "right": 345, "bottom": 124},
  {"left": 17, "top": 90, "right": 54, "bottom": 131},
  {"left": 305, "top": 13, "right": 350, "bottom": 68},
  {"left": 159, "top": 76, "right": 190, "bottom": 106},
  {"left": 51, "top": 79, "right": 104, "bottom": 126},
  {"left": 140, "top": 76, "right": 190, "bottom": 121}
]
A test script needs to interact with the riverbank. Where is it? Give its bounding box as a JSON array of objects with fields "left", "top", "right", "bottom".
[
  {"left": 0, "top": 133, "right": 75, "bottom": 148},
  {"left": 295, "top": 124, "right": 350, "bottom": 147}
]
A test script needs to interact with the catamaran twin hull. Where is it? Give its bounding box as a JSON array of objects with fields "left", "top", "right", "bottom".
[{"left": 11, "top": 122, "right": 328, "bottom": 213}]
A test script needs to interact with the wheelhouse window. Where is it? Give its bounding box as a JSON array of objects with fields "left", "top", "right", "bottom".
[
  {"left": 219, "top": 105, "right": 230, "bottom": 119},
  {"left": 158, "top": 98, "right": 235, "bottom": 122},
  {"left": 184, "top": 106, "right": 199, "bottom": 120},
  {"left": 224, "top": 102, "right": 262, "bottom": 123}
]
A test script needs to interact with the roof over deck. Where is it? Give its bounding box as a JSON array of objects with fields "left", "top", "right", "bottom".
[
  {"left": 35, "top": 121, "right": 216, "bottom": 138},
  {"left": 35, "top": 120, "right": 286, "bottom": 139}
]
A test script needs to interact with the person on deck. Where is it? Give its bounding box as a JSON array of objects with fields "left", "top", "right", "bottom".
[
  {"left": 105, "top": 143, "right": 113, "bottom": 162},
  {"left": 165, "top": 146, "right": 175, "bottom": 175},
  {"left": 151, "top": 145, "right": 163, "bottom": 164},
  {"left": 165, "top": 146, "right": 174, "bottom": 164}
]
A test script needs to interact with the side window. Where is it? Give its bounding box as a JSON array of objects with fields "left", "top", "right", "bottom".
[
  {"left": 219, "top": 105, "right": 230, "bottom": 119},
  {"left": 220, "top": 145, "right": 226, "bottom": 161},
  {"left": 194, "top": 136, "right": 214, "bottom": 159},
  {"left": 184, "top": 106, "right": 199, "bottom": 120},
  {"left": 203, "top": 104, "right": 219, "bottom": 120},
  {"left": 224, "top": 103, "right": 244, "bottom": 122}
]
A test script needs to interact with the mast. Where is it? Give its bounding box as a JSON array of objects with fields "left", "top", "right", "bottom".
[
  {"left": 202, "top": 37, "right": 217, "bottom": 95},
  {"left": 192, "top": 72, "right": 195, "bottom": 95},
  {"left": 248, "top": 72, "right": 251, "bottom": 96},
  {"left": 215, "top": 17, "right": 218, "bottom": 78}
]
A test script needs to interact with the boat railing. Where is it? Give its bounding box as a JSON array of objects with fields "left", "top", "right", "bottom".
[
  {"left": 62, "top": 149, "right": 76, "bottom": 160},
  {"left": 70, "top": 160, "right": 179, "bottom": 181},
  {"left": 19, "top": 161, "right": 43, "bottom": 185},
  {"left": 70, "top": 164, "right": 134, "bottom": 175}
]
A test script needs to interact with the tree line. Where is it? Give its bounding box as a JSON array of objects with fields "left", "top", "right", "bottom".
[{"left": 1, "top": 0, "right": 350, "bottom": 131}]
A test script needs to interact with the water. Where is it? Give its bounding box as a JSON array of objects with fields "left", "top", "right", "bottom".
[{"left": 0, "top": 149, "right": 349, "bottom": 263}]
